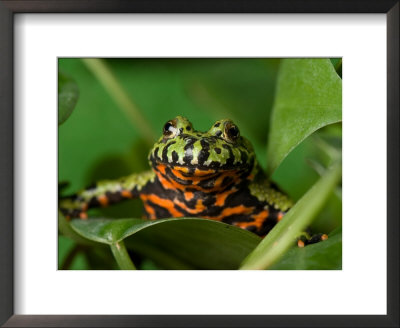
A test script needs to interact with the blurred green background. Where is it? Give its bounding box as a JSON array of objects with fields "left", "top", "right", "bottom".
[{"left": 58, "top": 58, "right": 341, "bottom": 269}]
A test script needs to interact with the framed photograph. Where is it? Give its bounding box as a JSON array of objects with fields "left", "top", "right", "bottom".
[{"left": 0, "top": 1, "right": 398, "bottom": 327}]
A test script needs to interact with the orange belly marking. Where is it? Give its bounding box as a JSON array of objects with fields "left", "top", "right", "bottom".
[
  {"left": 205, "top": 204, "right": 254, "bottom": 221},
  {"left": 174, "top": 198, "right": 205, "bottom": 215},
  {"left": 234, "top": 210, "right": 269, "bottom": 230},
  {"left": 214, "top": 188, "right": 237, "bottom": 207},
  {"left": 140, "top": 194, "right": 184, "bottom": 217}
]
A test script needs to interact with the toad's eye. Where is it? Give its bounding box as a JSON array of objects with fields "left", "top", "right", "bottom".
[
  {"left": 225, "top": 123, "right": 240, "bottom": 141},
  {"left": 163, "top": 120, "right": 178, "bottom": 138}
]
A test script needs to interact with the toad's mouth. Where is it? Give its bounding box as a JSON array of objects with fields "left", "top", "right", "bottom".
[
  {"left": 149, "top": 152, "right": 253, "bottom": 173},
  {"left": 152, "top": 159, "right": 251, "bottom": 176}
]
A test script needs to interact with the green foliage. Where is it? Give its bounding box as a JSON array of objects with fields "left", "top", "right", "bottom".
[
  {"left": 267, "top": 59, "right": 342, "bottom": 175},
  {"left": 240, "top": 161, "right": 341, "bottom": 269},
  {"left": 58, "top": 58, "right": 342, "bottom": 270},
  {"left": 270, "top": 228, "right": 342, "bottom": 270},
  {"left": 58, "top": 71, "right": 79, "bottom": 125},
  {"left": 70, "top": 218, "right": 260, "bottom": 270}
]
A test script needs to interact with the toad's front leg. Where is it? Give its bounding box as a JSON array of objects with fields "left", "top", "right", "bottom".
[{"left": 59, "top": 170, "right": 155, "bottom": 219}]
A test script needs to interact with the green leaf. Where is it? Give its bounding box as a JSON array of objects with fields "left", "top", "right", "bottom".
[
  {"left": 240, "top": 160, "right": 341, "bottom": 270},
  {"left": 269, "top": 229, "right": 342, "bottom": 270},
  {"left": 70, "top": 218, "right": 159, "bottom": 244},
  {"left": 267, "top": 59, "right": 342, "bottom": 175},
  {"left": 58, "top": 71, "right": 79, "bottom": 125},
  {"left": 70, "top": 217, "right": 261, "bottom": 270}
]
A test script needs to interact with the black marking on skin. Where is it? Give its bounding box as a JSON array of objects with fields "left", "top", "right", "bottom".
[
  {"left": 149, "top": 154, "right": 154, "bottom": 164},
  {"left": 237, "top": 165, "right": 253, "bottom": 180},
  {"left": 197, "top": 139, "right": 210, "bottom": 166},
  {"left": 184, "top": 137, "right": 197, "bottom": 148},
  {"left": 209, "top": 161, "right": 222, "bottom": 168},
  {"left": 173, "top": 203, "right": 192, "bottom": 217},
  {"left": 197, "top": 149, "right": 210, "bottom": 166},
  {"left": 153, "top": 147, "right": 160, "bottom": 161},
  {"left": 202, "top": 194, "right": 216, "bottom": 206},
  {"left": 180, "top": 196, "right": 198, "bottom": 209},
  {"left": 258, "top": 215, "right": 278, "bottom": 236},
  {"left": 215, "top": 131, "right": 222, "bottom": 137},
  {"left": 221, "top": 214, "right": 255, "bottom": 225},
  {"left": 180, "top": 170, "right": 219, "bottom": 179},
  {"left": 221, "top": 176, "right": 234, "bottom": 186},
  {"left": 162, "top": 141, "right": 176, "bottom": 162},
  {"left": 205, "top": 137, "right": 216, "bottom": 144},
  {"left": 179, "top": 128, "right": 183, "bottom": 134},
  {"left": 239, "top": 170, "right": 252, "bottom": 180},
  {"left": 220, "top": 180, "right": 242, "bottom": 193},
  {"left": 141, "top": 177, "right": 179, "bottom": 199},
  {"left": 214, "top": 122, "right": 221, "bottom": 128},
  {"left": 164, "top": 167, "right": 193, "bottom": 186},
  {"left": 162, "top": 148, "right": 169, "bottom": 162},
  {"left": 197, "top": 176, "right": 217, "bottom": 189},
  {"left": 214, "top": 147, "right": 221, "bottom": 154},
  {"left": 88, "top": 197, "right": 101, "bottom": 208},
  {"left": 129, "top": 188, "right": 140, "bottom": 198},
  {"left": 179, "top": 133, "right": 191, "bottom": 140},
  {"left": 179, "top": 167, "right": 197, "bottom": 177},
  {"left": 104, "top": 191, "right": 125, "bottom": 204},
  {"left": 222, "top": 144, "right": 235, "bottom": 167},
  {"left": 183, "top": 138, "right": 196, "bottom": 164},
  {"left": 240, "top": 150, "right": 248, "bottom": 163},
  {"left": 146, "top": 200, "right": 173, "bottom": 218},
  {"left": 200, "top": 139, "right": 210, "bottom": 150},
  {"left": 171, "top": 151, "right": 179, "bottom": 163},
  {"left": 180, "top": 170, "right": 197, "bottom": 178},
  {"left": 199, "top": 204, "right": 224, "bottom": 217},
  {"left": 225, "top": 187, "right": 260, "bottom": 208},
  {"left": 186, "top": 126, "right": 191, "bottom": 131},
  {"left": 183, "top": 151, "right": 193, "bottom": 165}
]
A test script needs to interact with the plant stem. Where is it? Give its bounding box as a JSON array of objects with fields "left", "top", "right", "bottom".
[
  {"left": 110, "top": 241, "right": 136, "bottom": 270},
  {"left": 81, "top": 58, "right": 156, "bottom": 146},
  {"left": 240, "top": 160, "right": 342, "bottom": 270}
]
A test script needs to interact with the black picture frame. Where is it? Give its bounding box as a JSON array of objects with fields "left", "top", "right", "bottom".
[{"left": 0, "top": 1, "right": 398, "bottom": 327}]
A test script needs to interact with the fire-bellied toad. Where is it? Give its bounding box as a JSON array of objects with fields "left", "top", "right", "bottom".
[{"left": 60, "top": 116, "right": 294, "bottom": 237}]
